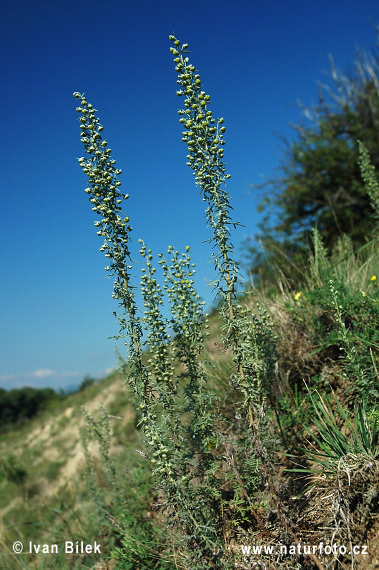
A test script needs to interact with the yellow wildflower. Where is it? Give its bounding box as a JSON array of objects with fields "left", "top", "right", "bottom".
[
  {"left": 370, "top": 275, "right": 377, "bottom": 282},
  {"left": 294, "top": 292, "right": 302, "bottom": 301}
]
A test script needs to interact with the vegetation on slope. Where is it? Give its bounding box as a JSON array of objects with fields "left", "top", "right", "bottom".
[{"left": 1, "top": 32, "right": 378, "bottom": 570}]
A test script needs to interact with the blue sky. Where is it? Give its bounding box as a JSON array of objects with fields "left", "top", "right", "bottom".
[{"left": 1, "top": 0, "right": 378, "bottom": 391}]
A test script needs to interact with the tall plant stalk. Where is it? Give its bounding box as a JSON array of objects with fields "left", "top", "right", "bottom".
[
  {"left": 74, "top": 36, "right": 277, "bottom": 566},
  {"left": 170, "top": 35, "right": 274, "bottom": 428}
]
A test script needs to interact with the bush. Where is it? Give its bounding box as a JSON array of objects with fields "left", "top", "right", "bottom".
[
  {"left": 75, "top": 35, "right": 379, "bottom": 569},
  {"left": 0, "top": 386, "right": 59, "bottom": 426}
]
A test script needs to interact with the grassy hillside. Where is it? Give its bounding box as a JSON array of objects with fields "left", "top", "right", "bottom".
[
  {"left": 1, "top": 236, "right": 378, "bottom": 569},
  {"left": 0, "top": 372, "right": 138, "bottom": 569}
]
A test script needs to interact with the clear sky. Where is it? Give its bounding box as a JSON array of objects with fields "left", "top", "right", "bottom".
[{"left": 1, "top": 0, "right": 378, "bottom": 391}]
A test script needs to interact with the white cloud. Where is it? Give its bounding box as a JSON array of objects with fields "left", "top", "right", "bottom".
[
  {"left": 31, "top": 369, "right": 56, "bottom": 378},
  {"left": 0, "top": 369, "right": 79, "bottom": 383}
]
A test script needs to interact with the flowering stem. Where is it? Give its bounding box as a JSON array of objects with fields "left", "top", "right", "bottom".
[
  {"left": 169, "top": 36, "right": 259, "bottom": 430},
  {"left": 73, "top": 92, "right": 150, "bottom": 406}
]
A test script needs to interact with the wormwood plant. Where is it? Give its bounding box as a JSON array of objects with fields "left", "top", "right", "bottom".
[
  {"left": 80, "top": 403, "right": 119, "bottom": 508},
  {"left": 170, "top": 35, "right": 276, "bottom": 435},
  {"left": 301, "top": 145, "right": 379, "bottom": 403},
  {"left": 358, "top": 140, "right": 379, "bottom": 219},
  {"left": 75, "top": 35, "right": 277, "bottom": 567}
]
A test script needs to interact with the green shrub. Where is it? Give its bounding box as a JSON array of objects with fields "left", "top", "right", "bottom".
[{"left": 0, "top": 454, "right": 27, "bottom": 484}]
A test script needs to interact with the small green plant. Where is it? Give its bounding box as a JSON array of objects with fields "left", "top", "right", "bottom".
[
  {"left": 358, "top": 140, "right": 379, "bottom": 219},
  {"left": 80, "top": 404, "right": 170, "bottom": 568},
  {"left": 294, "top": 391, "right": 378, "bottom": 480},
  {"left": 0, "top": 453, "right": 27, "bottom": 484},
  {"left": 288, "top": 389, "right": 379, "bottom": 568}
]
